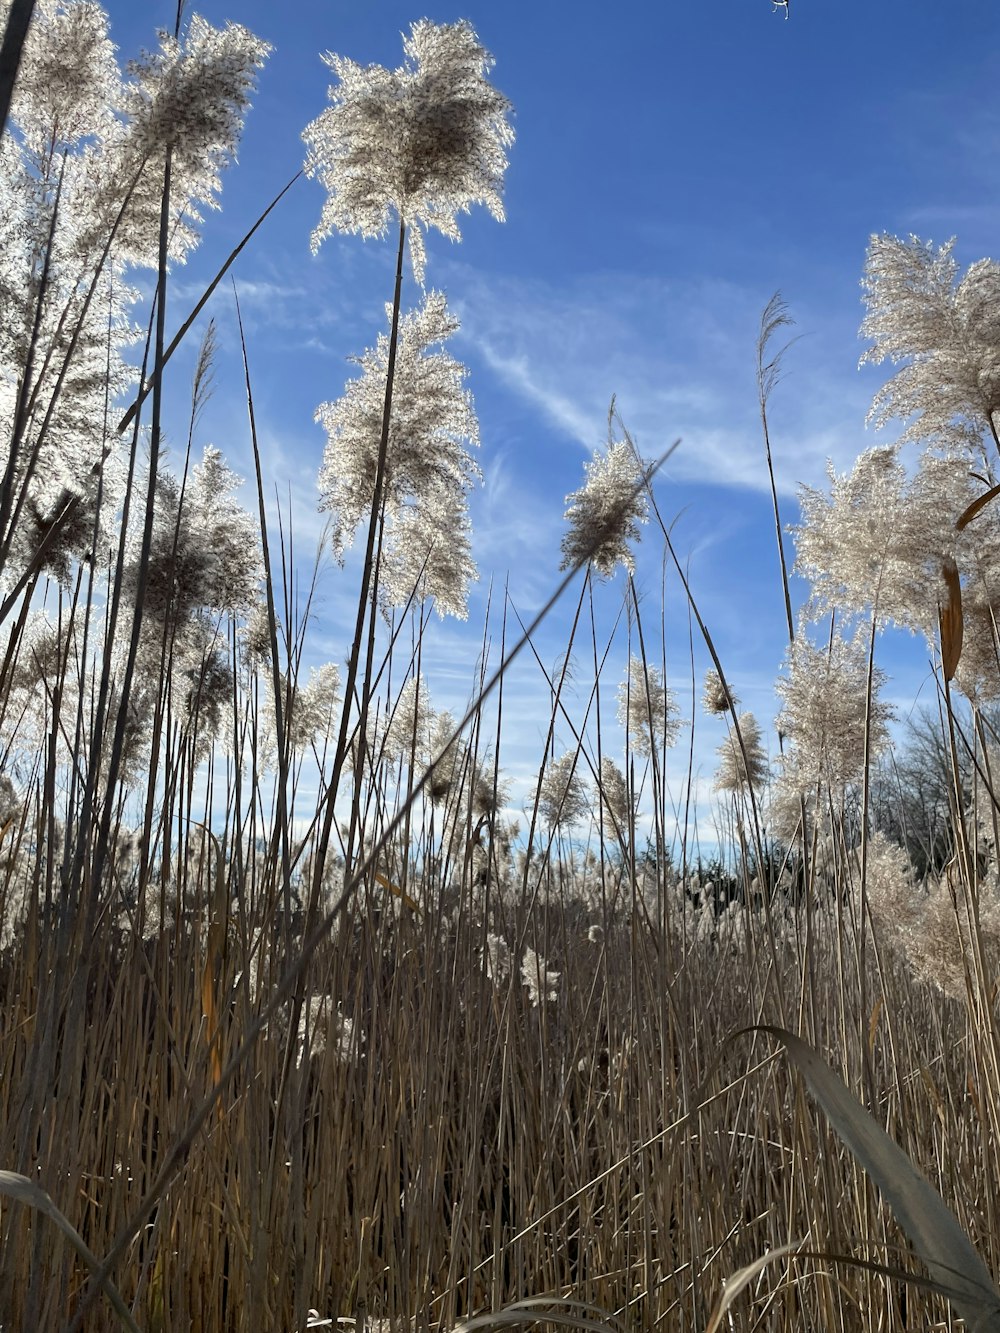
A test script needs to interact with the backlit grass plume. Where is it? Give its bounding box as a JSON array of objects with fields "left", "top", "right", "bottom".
[
  {"left": 300, "top": 21, "right": 512, "bottom": 891},
  {"left": 302, "top": 18, "right": 514, "bottom": 282},
  {"left": 775, "top": 624, "right": 894, "bottom": 794},
  {"left": 0, "top": 2, "right": 268, "bottom": 589},
  {"left": 794, "top": 445, "right": 1000, "bottom": 700},
  {"left": 617, "top": 654, "right": 680, "bottom": 758},
  {"left": 560, "top": 438, "right": 649, "bottom": 578},
  {"left": 715, "top": 711, "right": 769, "bottom": 793},
  {"left": 538, "top": 750, "right": 589, "bottom": 829},
  {"left": 316, "top": 290, "right": 480, "bottom": 618},
  {"left": 703, "top": 666, "right": 737, "bottom": 716},
  {"left": 862, "top": 234, "right": 1000, "bottom": 457}
]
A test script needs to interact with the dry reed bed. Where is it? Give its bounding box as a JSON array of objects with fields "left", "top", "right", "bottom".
[{"left": 0, "top": 834, "right": 992, "bottom": 1331}]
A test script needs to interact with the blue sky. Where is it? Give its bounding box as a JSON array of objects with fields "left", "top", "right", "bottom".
[{"left": 99, "top": 1, "right": 1000, "bottom": 841}]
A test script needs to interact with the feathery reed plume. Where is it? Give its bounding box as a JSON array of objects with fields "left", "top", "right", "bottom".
[
  {"left": 316, "top": 291, "right": 480, "bottom": 618},
  {"left": 301, "top": 24, "right": 513, "bottom": 911},
  {"left": 617, "top": 654, "right": 680, "bottom": 758},
  {"left": 303, "top": 19, "right": 513, "bottom": 282},
  {"left": 598, "top": 754, "right": 634, "bottom": 831},
  {"left": 538, "top": 750, "right": 589, "bottom": 829},
  {"left": 775, "top": 623, "right": 894, "bottom": 794},
  {"left": 520, "top": 945, "right": 559, "bottom": 1006},
  {"left": 0, "top": 4, "right": 268, "bottom": 589},
  {"left": 560, "top": 436, "right": 650, "bottom": 579},
  {"left": 862, "top": 233, "right": 1000, "bottom": 457},
  {"left": 702, "top": 666, "right": 736, "bottom": 715},
  {"left": 715, "top": 710, "right": 769, "bottom": 793}
]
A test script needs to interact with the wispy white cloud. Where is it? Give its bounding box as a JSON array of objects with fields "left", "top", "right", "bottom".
[
  {"left": 453, "top": 266, "right": 872, "bottom": 500},
  {"left": 474, "top": 344, "right": 595, "bottom": 447}
]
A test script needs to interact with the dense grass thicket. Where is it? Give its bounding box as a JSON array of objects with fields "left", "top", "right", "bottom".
[{"left": 4, "top": 5, "right": 1000, "bottom": 1331}]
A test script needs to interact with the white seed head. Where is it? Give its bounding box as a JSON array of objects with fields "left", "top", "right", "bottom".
[
  {"left": 560, "top": 440, "right": 649, "bottom": 579},
  {"left": 617, "top": 656, "right": 680, "bottom": 758},
  {"left": 303, "top": 19, "right": 513, "bottom": 281},
  {"left": 862, "top": 233, "right": 1000, "bottom": 455},
  {"left": 714, "top": 711, "right": 769, "bottom": 793},
  {"left": 316, "top": 292, "right": 480, "bottom": 618},
  {"left": 538, "top": 751, "right": 589, "bottom": 829}
]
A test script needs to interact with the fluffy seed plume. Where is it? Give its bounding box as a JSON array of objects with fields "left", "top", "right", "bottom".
[
  {"left": 714, "top": 712, "right": 769, "bottom": 793},
  {"left": 303, "top": 19, "right": 513, "bottom": 281},
  {"left": 794, "top": 446, "right": 969, "bottom": 637},
  {"left": 702, "top": 667, "right": 736, "bottom": 715},
  {"left": 538, "top": 751, "right": 589, "bottom": 829},
  {"left": 792, "top": 445, "right": 1000, "bottom": 700},
  {"left": 316, "top": 291, "right": 480, "bottom": 618},
  {"left": 110, "top": 15, "right": 271, "bottom": 266},
  {"left": 7, "top": 0, "right": 121, "bottom": 157},
  {"left": 0, "top": 6, "right": 268, "bottom": 587},
  {"left": 262, "top": 663, "right": 341, "bottom": 768},
  {"left": 521, "top": 947, "right": 559, "bottom": 1007},
  {"left": 862, "top": 233, "right": 1000, "bottom": 456},
  {"left": 618, "top": 656, "right": 680, "bottom": 758},
  {"left": 560, "top": 440, "right": 649, "bottom": 578},
  {"left": 384, "top": 674, "right": 432, "bottom": 764},
  {"left": 598, "top": 755, "right": 635, "bottom": 832},
  {"left": 776, "top": 625, "right": 894, "bottom": 792},
  {"left": 121, "top": 446, "right": 261, "bottom": 626}
]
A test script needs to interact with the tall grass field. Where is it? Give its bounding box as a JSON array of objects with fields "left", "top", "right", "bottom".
[{"left": 2, "top": 3, "right": 1000, "bottom": 1330}]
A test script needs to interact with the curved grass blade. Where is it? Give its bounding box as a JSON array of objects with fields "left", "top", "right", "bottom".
[
  {"left": 454, "top": 1297, "right": 624, "bottom": 1333},
  {"left": 759, "top": 1026, "right": 1000, "bottom": 1332},
  {"left": 116, "top": 171, "right": 301, "bottom": 436},
  {"left": 957, "top": 482, "right": 1000, "bottom": 532},
  {"left": 705, "top": 1239, "right": 808, "bottom": 1333},
  {"left": 0, "top": 1170, "right": 142, "bottom": 1333},
  {"left": 710, "top": 1241, "right": 985, "bottom": 1329}
]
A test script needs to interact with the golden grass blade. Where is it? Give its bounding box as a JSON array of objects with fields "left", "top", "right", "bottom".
[
  {"left": 373, "top": 868, "right": 420, "bottom": 913},
  {"left": 0, "top": 1171, "right": 142, "bottom": 1333},
  {"left": 760, "top": 1026, "right": 1000, "bottom": 1331},
  {"left": 199, "top": 826, "right": 229, "bottom": 1099},
  {"left": 867, "top": 997, "right": 882, "bottom": 1058},
  {"left": 201, "top": 950, "right": 224, "bottom": 1091},
  {"left": 939, "top": 557, "right": 963, "bottom": 682}
]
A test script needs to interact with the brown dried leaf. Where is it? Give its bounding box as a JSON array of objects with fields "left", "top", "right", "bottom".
[
  {"left": 939, "top": 557, "right": 963, "bottom": 682},
  {"left": 957, "top": 483, "right": 1000, "bottom": 532}
]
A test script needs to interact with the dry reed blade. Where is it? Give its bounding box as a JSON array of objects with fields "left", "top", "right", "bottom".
[
  {"left": 116, "top": 172, "right": 301, "bottom": 436},
  {"left": 0, "top": 1171, "right": 141, "bottom": 1333},
  {"left": 956, "top": 482, "right": 1000, "bottom": 532},
  {"left": 939, "top": 556, "right": 964, "bottom": 682},
  {"left": 760, "top": 1025, "right": 1000, "bottom": 1332},
  {"left": 372, "top": 868, "right": 420, "bottom": 913},
  {"left": 705, "top": 1238, "right": 808, "bottom": 1333},
  {"left": 0, "top": 0, "right": 35, "bottom": 140},
  {"left": 200, "top": 826, "right": 229, "bottom": 1099},
  {"left": 756, "top": 292, "right": 799, "bottom": 645}
]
